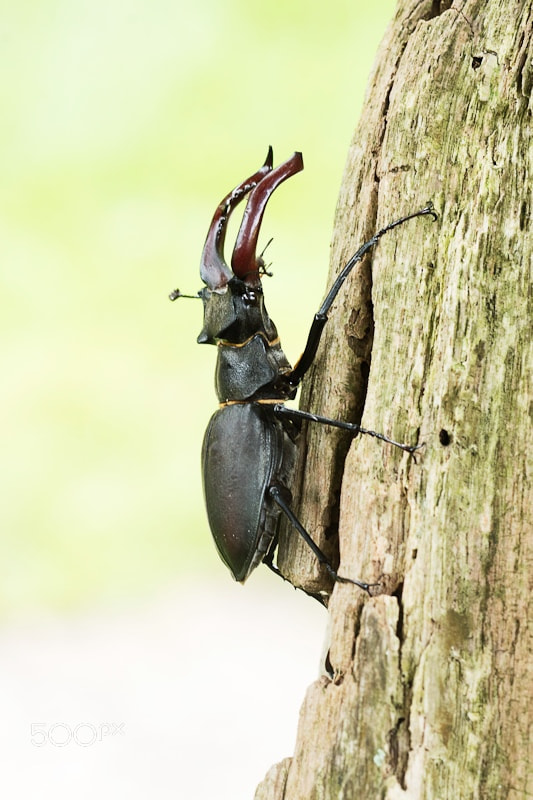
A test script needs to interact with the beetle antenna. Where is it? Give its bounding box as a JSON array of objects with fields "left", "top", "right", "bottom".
[
  {"left": 258, "top": 261, "right": 274, "bottom": 278},
  {"left": 258, "top": 238, "right": 274, "bottom": 277},
  {"left": 259, "top": 237, "right": 274, "bottom": 259},
  {"left": 169, "top": 289, "right": 201, "bottom": 301}
]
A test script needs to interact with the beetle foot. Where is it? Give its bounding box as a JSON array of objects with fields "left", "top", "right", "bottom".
[
  {"left": 335, "top": 574, "right": 382, "bottom": 595},
  {"left": 263, "top": 557, "right": 330, "bottom": 606}
]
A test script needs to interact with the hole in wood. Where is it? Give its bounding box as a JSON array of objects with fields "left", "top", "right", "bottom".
[{"left": 439, "top": 429, "right": 451, "bottom": 446}]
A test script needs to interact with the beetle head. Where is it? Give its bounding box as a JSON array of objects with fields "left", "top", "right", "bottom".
[{"left": 197, "top": 149, "right": 303, "bottom": 345}]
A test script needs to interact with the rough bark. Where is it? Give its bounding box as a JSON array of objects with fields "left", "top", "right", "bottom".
[{"left": 263, "top": 1, "right": 532, "bottom": 798}]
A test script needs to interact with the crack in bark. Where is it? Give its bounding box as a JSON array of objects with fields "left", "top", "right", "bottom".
[
  {"left": 431, "top": 0, "right": 452, "bottom": 16},
  {"left": 389, "top": 583, "right": 412, "bottom": 789}
]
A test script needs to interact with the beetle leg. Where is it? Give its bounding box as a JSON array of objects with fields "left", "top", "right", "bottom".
[
  {"left": 200, "top": 147, "right": 274, "bottom": 291},
  {"left": 269, "top": 486, "right": 377, "bottom": 594},
  {"left": 286, "top": 204, "right": 438, "bottom": 386},
  {"left": 231, "top": 152, "right": 304, "bottom": 288},
  {"left": 273, "top": 404, "right": 423, "bottom": 454},
  {"left": 262, "top": 535, "right": 329, "bottom": 606}
]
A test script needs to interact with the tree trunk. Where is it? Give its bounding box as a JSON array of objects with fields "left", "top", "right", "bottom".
[{"left": 259, "top": 1, "right": 532, "bottom": 798}]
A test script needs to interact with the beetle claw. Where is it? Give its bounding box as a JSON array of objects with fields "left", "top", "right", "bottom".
[
  {"left": 199, "top": 147, "right": 274, "bottom": 291},
  {"left": 231, "top": 152, "right": 303, "bottom": 287}
]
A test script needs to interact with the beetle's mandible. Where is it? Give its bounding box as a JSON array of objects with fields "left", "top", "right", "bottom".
[{"left": 171, "top": 148, "right": 436, "bottom": 600}]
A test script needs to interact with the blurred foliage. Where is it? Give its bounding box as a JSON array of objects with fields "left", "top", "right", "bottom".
[{"left": 0, "top": 0, "right": 395, "bottom": 616}]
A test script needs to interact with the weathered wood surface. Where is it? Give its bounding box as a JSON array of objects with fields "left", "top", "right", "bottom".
[{"left": 267, "top": 0, "right": 533, "bottom": 797}]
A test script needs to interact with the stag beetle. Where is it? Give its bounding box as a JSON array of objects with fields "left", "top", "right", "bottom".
[{"left": 171, "top": 148, "right": 436, "bottom": 597}]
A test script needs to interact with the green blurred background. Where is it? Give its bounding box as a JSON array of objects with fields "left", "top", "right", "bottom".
[{"left": 1, "top": 0, "right": 396, "bottom": 618}]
